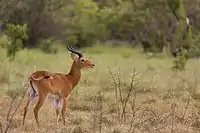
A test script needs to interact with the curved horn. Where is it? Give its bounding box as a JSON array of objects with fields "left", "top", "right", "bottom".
[{"left": 67, "top": 45, "right": 83, "bottom": 58}]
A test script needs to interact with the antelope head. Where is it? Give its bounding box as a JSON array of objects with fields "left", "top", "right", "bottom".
[{"left": 67, "top": 45, "right": 95, "bottom": 69}]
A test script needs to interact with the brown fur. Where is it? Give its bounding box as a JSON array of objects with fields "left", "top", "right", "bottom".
[{"left": 22, "top": 53, "right": 95, "bottom": 127}]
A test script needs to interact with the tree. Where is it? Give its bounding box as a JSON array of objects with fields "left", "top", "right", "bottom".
[{"left": 5, "top": 24, "right": 27, "bottom": 60}]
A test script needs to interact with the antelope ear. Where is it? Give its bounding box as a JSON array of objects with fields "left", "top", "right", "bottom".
[{"left": 71, "top": 53, "right": 78, "bottom": 61}]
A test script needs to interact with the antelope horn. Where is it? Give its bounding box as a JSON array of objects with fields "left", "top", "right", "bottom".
[{"left": 67, "top": 45, "right": 83, "bottom": 58}]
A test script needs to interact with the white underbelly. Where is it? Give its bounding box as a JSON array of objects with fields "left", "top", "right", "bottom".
[{"left": 47, "top": 93, "right": 60, "bottom": 100}]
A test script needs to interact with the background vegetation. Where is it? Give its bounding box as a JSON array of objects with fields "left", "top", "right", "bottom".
[
  {"left": 1, "top": 0, "right": 200, "bottom": 133},
  {"left": 0, "top": 0, "right": 200, "bottom": 55}
]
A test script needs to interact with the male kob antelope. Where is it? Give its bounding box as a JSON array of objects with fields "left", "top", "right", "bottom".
[{"left": 22, "top": 45, "right": 95, "bottom": 127}]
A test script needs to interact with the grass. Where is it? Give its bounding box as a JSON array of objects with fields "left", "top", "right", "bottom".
[{"left": 1, "top": 45, "right": 200, "bottom": 133}]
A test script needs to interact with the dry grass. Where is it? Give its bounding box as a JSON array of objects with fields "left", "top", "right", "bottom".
[{"left": 1, "top": 46, "right": 200, "bottom": 133}]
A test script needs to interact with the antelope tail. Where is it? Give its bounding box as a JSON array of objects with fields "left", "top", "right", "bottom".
[{"left": 29, "top": 75, "right": 52, "bottom": 81}]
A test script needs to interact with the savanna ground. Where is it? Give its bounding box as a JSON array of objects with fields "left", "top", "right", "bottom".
[{"left": 1, "top": 45, "right": 200, "bottom": 133}]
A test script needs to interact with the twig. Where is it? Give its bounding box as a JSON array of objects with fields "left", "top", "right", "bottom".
[
  {"left": 122, "top": 69, "right": 143, "bottom": 123},
  {"left": 128, "top": 81, "right": 140, "bottom": 133},
  {"left": 4, "top": 85, "right": 27, "bottom": 133},
  {"left": 107, "top": 103, "right": 117, "bottom": 121},
  {"left": 117, "top": 69, "right": 123, "bottom": 110},
  {"left": 108, "top": 66, "right": 120, "bottom": 120},
  {"left": 182, "top": 95, "right": 191, "bottom": 122},
  {"left": 98, "top": 92, "right": 103, "bottom": 133},
  {"left": 147, "top": 108, "right": 162, "bottom": 133},
  {"left": 91, "top": 92, "right": 104, "bottom": 133},
  {"left": 92, "top": 95, "right": 98, "bottom": 133},
  {"left": 132, "top": 117, "right": 153, "bottom": 132},
  {"left": 170, "top": 103, "right": 176, "bottom": 133},
  {"left": 0, "top": 118, "right": 3, "bottom": 133},
  {"left": 128, "top": 106, "right": 141, "bottom": 133},
  {"left": 109, "top": 67, "right": 143, "bottom": 124},
  {"left": 121, "top": 70, "right": 136, "bottom": 122}
]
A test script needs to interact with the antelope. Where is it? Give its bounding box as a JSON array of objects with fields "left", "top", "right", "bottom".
[{"left": 22, "top": 45, "right": 95, "bottom": 127}]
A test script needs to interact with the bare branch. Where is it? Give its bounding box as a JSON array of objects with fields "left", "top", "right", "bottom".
[
  {"left": 108, "top": 66, "right": 120, "bottom": 119},
  {"left": 91, "top": 92, "right": 104, "bottom": 133},
  {"left": 170, "top": 103, "right": 177, "bottom": 133},
  {"left": 121, "top": 69, "right": 136, "bottom": 122},
  {"left": 0, "top": 118, "right": 3, "bottom": 133},
  {"left": 4, "top": 84, "right": 27, "bottom": 133},
  {"left": 182, "top": 95, "right": 191, "bottom": 122}
]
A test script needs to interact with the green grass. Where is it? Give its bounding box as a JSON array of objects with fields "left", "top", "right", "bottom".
[{"left": 1, "top": 46, "right": 200, "bottom": 133}]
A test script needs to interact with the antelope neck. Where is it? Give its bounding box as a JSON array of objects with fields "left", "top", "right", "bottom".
[{"left": 67, "top": 61, "right": 81, "bottom": 87}]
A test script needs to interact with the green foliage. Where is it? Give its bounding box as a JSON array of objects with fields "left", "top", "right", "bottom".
[
  {"left": 171, "top": 48, "right": 189, "bottom": 71},
  {"left": 1, "top": 0, "right": 200, "bottom": 57},
  {"left": 38, "top": 38, "right": 59, "bottom": 54},
  {"left": 167, "top": 0, "right": 192, "bottom": 59},
  {"left": 167, "top": 0, "right": 180, "bottom": 13},
  {"left": 188, "top": 33, "right": 200, "bottom": 58},
  {"left": 63, "top": 0, "right": 103, "bottom": 47},
  {"left": 0, "top": 35, "right": 10, "bottom": 48},
  {"left": 5, "top": 24, "right": 27, "bottom": 61}
]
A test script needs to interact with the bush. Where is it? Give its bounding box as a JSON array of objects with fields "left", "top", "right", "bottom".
[
  {"left": 5, "top": 24, "right": 28, "bottom": 61},
  {"left": 38, "top": 38, "right": 59, "bottom": 54},
  {"left": 171, "top": 48, "right": 189, "bottom": 71},
  {"left": 187, "top": 34, "right": 200, "bottom": 58},
  {"left": 0, "top": 34, "right": 10, "bottom": 48},
  {"left": 63, "top": 0, "right": 107, "bottom": 48}
]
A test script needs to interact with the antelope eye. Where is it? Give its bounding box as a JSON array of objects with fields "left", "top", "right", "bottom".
[{"left": 81, "top": 59, "right": 85, "bottom": 62}]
